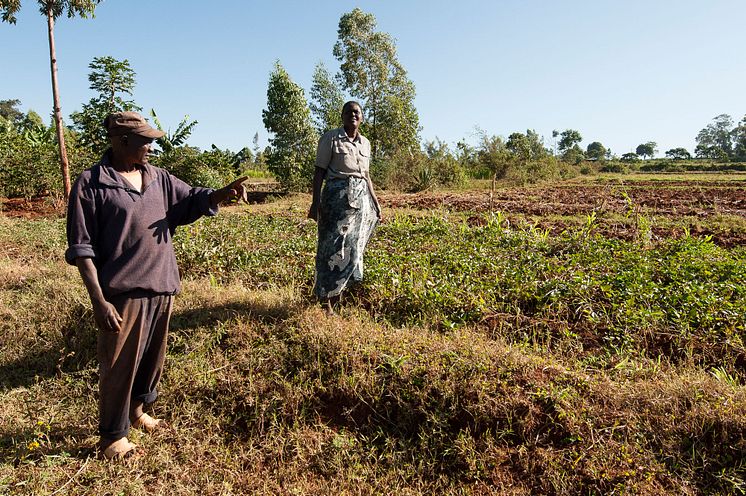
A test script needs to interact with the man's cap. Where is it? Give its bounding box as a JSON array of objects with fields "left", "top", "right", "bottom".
[{"left": 104, "top": 111, "right": 165, "bottom": 139}]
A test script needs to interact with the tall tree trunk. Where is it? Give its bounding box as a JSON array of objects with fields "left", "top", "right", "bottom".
[{"left": 47, "top": 8, "right": 71, "bottom": 200}]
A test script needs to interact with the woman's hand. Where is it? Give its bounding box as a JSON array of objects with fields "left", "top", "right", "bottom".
[{"left": 307, "top": 201, "right": 320, "bottom": 221}]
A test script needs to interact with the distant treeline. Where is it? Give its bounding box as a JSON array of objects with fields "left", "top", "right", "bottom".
[{"left": 1, "top": 6, "right": 745, "bottom": 197}]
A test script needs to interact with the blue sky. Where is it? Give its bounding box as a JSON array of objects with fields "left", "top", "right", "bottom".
[{"left": 1, "top": 0, "right": 744, "bottom": 157}]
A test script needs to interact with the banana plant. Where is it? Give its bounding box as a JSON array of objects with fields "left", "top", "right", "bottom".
[{"left": 149, "top": 109, "right": 198, "bottom": 155}]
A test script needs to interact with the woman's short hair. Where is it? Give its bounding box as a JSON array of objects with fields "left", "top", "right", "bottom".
[{"left": 342, "top": 101, "right": 363, "bottom": 116}]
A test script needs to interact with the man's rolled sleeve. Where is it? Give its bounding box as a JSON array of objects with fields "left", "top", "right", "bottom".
[
  {"left": 65, "top": 244, "right": 96, "bottom": 265},
  {"left": 65, "top": 178, "right": 98, "bottom": 265}
]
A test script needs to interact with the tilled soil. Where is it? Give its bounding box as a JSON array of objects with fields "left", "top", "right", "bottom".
[
  {"left": 0, "top": 196, "right": 64, "bottom": 219},
  {"left": 381, "top": 181, "right": 746, "bottom": 247},
  {"left": 3, "top": 181, "right": 744, "bottom": 245},
  {"left": 382, "top": 183, "right": 746, "bottom": 217}
]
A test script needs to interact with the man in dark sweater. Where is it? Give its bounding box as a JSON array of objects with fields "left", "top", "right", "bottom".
[{"left": 66, "top": 111, "right": 246, "bottom": 459}]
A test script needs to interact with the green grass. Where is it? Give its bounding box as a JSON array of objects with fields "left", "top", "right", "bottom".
[
  {"left": 1, "top": 181, "right": 745, "bottom": 495},
  {"left": 170, "top": 210, "right": 746, "bottom": 374}
]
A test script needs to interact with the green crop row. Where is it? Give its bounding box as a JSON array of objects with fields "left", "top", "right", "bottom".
[{"left": 171, "top": 211, "right": 746, "bottom": 371}]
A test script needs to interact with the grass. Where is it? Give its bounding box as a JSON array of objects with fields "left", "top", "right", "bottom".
[{"left": 1, "top": 175, "right": 745, "bottom": 495}]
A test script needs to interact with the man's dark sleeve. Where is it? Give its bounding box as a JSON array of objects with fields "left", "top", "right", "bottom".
[
  {"left": 65, "top": 177, "right": 97, "bottom": 265},
  {"left": 164, "top": 172, "right": 219, "bottom": 230}
]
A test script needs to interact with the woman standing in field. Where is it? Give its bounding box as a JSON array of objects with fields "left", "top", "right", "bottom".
[{"left": 308, "top": 101, "right": 382, "bottom": 314}]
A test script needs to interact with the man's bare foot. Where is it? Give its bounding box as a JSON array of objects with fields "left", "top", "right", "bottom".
[
  {"left": 101, "top": 437, "right": 139, "bottom": 460},
  {"left": 131, "top": 412, "right": 169, "bottom": 433}
]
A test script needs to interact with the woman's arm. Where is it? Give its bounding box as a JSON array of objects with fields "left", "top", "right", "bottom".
[
  {"left": 307, "top": 167, "right": 326, "bottom": 221},
  {"left": 364, "top": 171, "right": 382, "bottom": 221}
]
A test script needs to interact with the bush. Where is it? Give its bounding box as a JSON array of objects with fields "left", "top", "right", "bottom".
[
  {"left": 152, "top": 147, "right": 236, "bottom": 188},
  {"left": 599, "top": 161, "right": 631, "bottom": 173},
  {"left": 424, "top": 140, "right": 468, "bottom": 189},
  {"left": 504, "top": 156, "right": 578, "bottom": 185},
  {"left": 371, "top": 148, "right": 467, "bottom": 192},
  {"left": 372, "top": 151, "right": 425, "bottom": 192},
  {"left": 0, "top": 126, "right": 96, "bottom": 198}
]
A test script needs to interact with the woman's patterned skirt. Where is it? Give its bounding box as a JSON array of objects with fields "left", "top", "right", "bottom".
[{"left": 314, "top": 177, "right": 378, "bottom": 300}]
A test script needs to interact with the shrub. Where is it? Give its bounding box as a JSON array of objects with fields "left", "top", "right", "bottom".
[
  {"left": 152, "top": 147, "right": 236, "bottom": 188},
  {"left": 599, "top": 161, "right": 630, "bottom": 173},
  {"left": 370, "top": 143, "right": 468, "bottom": 192},
  {"left": 620, "top": 152, "right": 640, "bottom": 163},
  {"left": 0, "top": 125, "right": 96, "bottom": 198},
  {"left": 424, "top": 140, "right": 468, "bottom": 189},
  {"left": 505, "top": 156, "right": 577, "bottom": 185}
]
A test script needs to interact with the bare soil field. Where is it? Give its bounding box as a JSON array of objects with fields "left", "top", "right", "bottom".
[
  {"left": 382, "top": 182, "right": 746, "bottom": 217},
  {"left": 3, "top": 177, "right": 745, "bottom": 246},
  {"left": 381, "top": 180, "right": 746, "bottom": 247}
]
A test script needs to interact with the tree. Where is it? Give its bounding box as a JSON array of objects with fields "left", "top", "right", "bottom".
[
  {"left": 334, "top": 8, "right": 420, "bottom": 158},
  {"left": 0, "top": 99, "right": 24, "bottom": 126},
  {"left": 262, "top": 62, "right": 318, "bottom": 191},
  {"left": 506, "top": 132, "right": 531, "bottom": 163},
  {"left": 551, "top": 129, "right": 560, "bottom": 155},
  {"left": 695, "top": 114, "right": 733, "bottom": 160},
  {"left": 309, "top": 62, "right": 345, "bottom": 135},
  {"left": 635, "top": 142, "right": 657, "bottom": 159},
  {"left": 586, "top": 141, "right": 607, "bottom": 160},
  {"left": 476, "top": 133, "right": 511, "bottom": 209},
  {"left": 252, "top": 132, "right": 260, "bottom": 156},
  {"left": 70, "top": 56, "right": 140, "bottom": 154},
  {"left": 1, "top": 0, "right": 101, "bottom": 200},
  {"left": 251, "top": 132, "right": 266, "bottom": 166},
  {"left": 620, "top": 152, "right": 640, "bottom": 163},
  {"left": 233, "top": 146, "right": 254, "bottom": 170},
  {"left": 455, "top": 139, "right": 479, "bottom": 176},
  {"left": 557, "top": 129, "right": 584, "bottom": 163},
  {"left": 664, "top": 148, "right": 691, "bottom": 160},
  {"left": 374, "top": 71, "right": 420, "bottom": 157},
  {"left": 558, "top": 129, "right": 582, "bottom": 153},
  {"left": 733, "top": 115, "right": 746, "bottom": 162}
]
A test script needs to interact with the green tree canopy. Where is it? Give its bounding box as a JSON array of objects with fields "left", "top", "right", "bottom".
[
  {"left": 558, "top": 129, "right": 582, "bottom": 153},
  {"left": 1, "top": 0, "right": 98, "bottom": 23},
  {"left": 505, "top": 129, "right": 548, "bottom": 163},
  {"left": 70, "top": 55, "right": 141, "bottom": 154},
  {"left": 309, "top": 62, "right": 345, "bottom": 135},
  {"left": 620, "top": 152, "right": 640, "bottom": 163},
  {"left": 334, "top": 8, "right": 420, "bottom": 158},
  {"left": 635, "top": 142, "right": 657, "bottom": 159},
  {"left": 1, "top": 0, "right": 102, "bottom": 199},
  {"left": 733, "top": 115, "right": 746, "bottom": 162},
  {"left": 586, "top": 141, "right": 607, "bottom": 160},
  {"left": 0, "top": 99, "right": 24, "bottom": 126},
  {"left": 664, "top": 148, "right": 691, "bottom": 160},
  {"left": 695, "top": 114, "right": 735, "bottom": 160},
  {"left": 557, "top": 130, "right": 583, "bottom": 163},
  {"left": 477, "top": 134, "right": 510, "bottom": 180},
  {"left": 506, "top": 132, "right": 532, "bottom": 163},
  {"left": 262, "top": 61, "right": 318, "bottom": 191}
]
